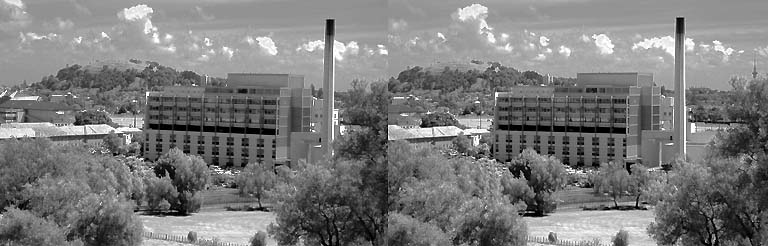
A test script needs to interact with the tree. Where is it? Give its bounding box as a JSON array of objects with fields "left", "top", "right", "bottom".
[
  {"left": 629, "top": 164, "right": 653, "bottom": 208},
  {"left": 0, "top": 208, "right": 68, "bottom": 246},
  {"left": 593, "top": 161, "right": 632, "bottom": 207},
  {"left": 268, "top": 160, "right": 363, "bottom": 246},
  {"left": 236, "top": 162, "right": 277, "bottom": 210},
  {"left": 153, "top": 148, "right": 209, "bottom": 214},
  {"left": 420, "top": 112, "right": 460, "bottom": 128},
  {"left": 144, "top": 175, "right": 178, "bottom": 212},
  {"left": 103, "top": 130, "right": 126, "bottom": 155},
  {"left": 70, "top": 193, "right": 144, "bottom": 246},
  {"left": 75, "top": 110, "right": 117, "bottom": 127},
  {"left": 387, "top": 212, "right": 450, "bottom": 246},
  {"left": 452, "top": 134, "right": 476, "bottom": 157},
  {"left": 507, "top": 149, "right": 567, "bottom": 215}
]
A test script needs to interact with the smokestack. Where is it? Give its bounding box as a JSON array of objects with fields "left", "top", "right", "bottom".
[
  {"left": 322, "top": 19, "right": 335, "bottom": 157},
  {"left": 674, "top": 17, "right": 687, "bottom": 159}
]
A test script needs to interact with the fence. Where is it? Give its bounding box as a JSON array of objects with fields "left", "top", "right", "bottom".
[
  {"left": 527, "top": 235, "right": 610, "bottom": 246},
  {"left": 142, "top": 231, "right": 249, "bottom": 246}
]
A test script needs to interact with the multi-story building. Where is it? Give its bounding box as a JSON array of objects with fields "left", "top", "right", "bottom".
[
  {"left": 0, "top": 101, "right": 75, "bottom": 126},
  {"left": 310, "top": 98, "right": 339, "bottom": 135},
  {"left": 143, "top": 73, "right": 313, "bottom": 167},
  {"left": 493, "top": 72, "right": 662, "bottom": 167}
]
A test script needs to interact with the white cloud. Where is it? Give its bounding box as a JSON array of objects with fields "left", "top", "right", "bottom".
[
  {"left": 539, "top": 36, "right": 550, "bottom": 47},
  {"left": 497, "top": 43, "right": 513, "bottom": 52},
  {"left": 452, "top": 4, "right": 496, "bottom": 45},
  {"left": 3, "top": 0, "right": 23, "bottom": 9},
  {"left": 72, "top": 36, "right": 82, "bottom": 44},
  {"left": 592, "top": 34, "right": 614, "bottom": 55},
  {"left": 255, "top": 36, "right": 278, "bottom": 56},
  {"left": 712, "top": 40, "right": 734, "bottom": 56},
  {"left": 118, "top": 4, "right": 153, "bottom": 21},
  {"left": 580, "top": 34, "right": 591, "bottom": 43},
  {"left": 377, "top": 44, "right": 388, "bottom": 55},
  {"left": 203, "top": 37, "right": 212, "bottom": 47},
  {"left": 500, "top": 33, "right": 509, "bottom": 42},
  {"left": 390, "top": 19, "right": 408, "bottom": 31},
  {"left": 101, "top": 32, "right": 110, "bottom": 40},
  {"left": 221, "top": 46, "right": 234, "bottom": 59},
  {"left": 437, "top": 32, "right": 446, "bottom": 42},
  {"left": 56, "top": 18, "right": 74, "bottom": 30},
  {"left": 244, "top": 36, "right": 255, "bottom": 45},
  {"left": 632, "top": 36, "right": 695, "bottom": 56},
  {"left": 296, "top": 40, "right": 361, "bottom": 60},
  {"left": 20, "top": 32, "right": 59, "bottom": 41},
  {"left": 559, "top": 45, "right": 572, "bottom": 57},
  {"left": 533, "top": 54, "right": 546, "bottom": 61}
]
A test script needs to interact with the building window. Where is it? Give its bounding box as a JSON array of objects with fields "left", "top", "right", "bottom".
[
  {"left": 242, "top": 138, "right": 249, "bottom": 146},
  {"left": 212, "top": 136, "right": 220, "bottom": 145},
  {"left": 156, "top": 134, "right": 163, "bottom": 142},
  {"left": 607, "top": 138, "right": 615, "bottom": 146},
  {"left": 592, "top": 137, "right": 599, "bottom": 146},
  {"left": 241, "top": 159, "right": 249, "bottom": 167},
  {"left": 212, "top": 147, "right": 219, "bottom": 156},
  {"left": 227, "top": 137, "right": 234, "bottom": 146},
  {"left": 519, "top": 136, "right": 527, "bottom": 144},
  {"left": 562, "top": 136, "right": 569, "bottom": 145},
  {"left": 577, "top": 157, "right": 585, "bottom": 166},
  {"left": 547, "top": 136, "right": 555, "bottom": 145},
  {"left": 592, "top": 147, "right": 600, "bottom": 156},
  {"left": 607, "top": 148, "right": 615, "bottom": 157},
  {"left": 272, "top": 139, "right": 276, "bottom": 147},
  {"left": 577, "top": 147, "right": 584, "bottom": 156},
  {"left": 534, "top": 136, "right": 541, "bottom": 144},
  {"left": 183, "top": 135, "right": 190, "bottom": 144},
  {"left": 169, "top": 135, "right": 176, "bottom": 143},
  {"left": 562, "top": 147, "right": 570, "bottom": 155},
  {"left": 577, "top": 137, "right": 584, "bottom": 145},
  {"left": 226, "top": 147, "right": 234, "bottom": 156},
  {"left": 622, "top": 138, "right": 627, "bottom": 147},
  {"left": 241, "top": 148, "right": 249, "bottom": 157},
  {"left": 155, "top": 144, "right": 163, "bottom": 153},
  {"left": 198, "top": 137, "right": 205, "bottom": 145},
  {"left": 257, "top": 139, "right": 265, "bottom": 147},
  {"left": 183, "top": 145, "right": 190, "bottom": 153},
  {"left": 592, "top": 158, "right": 601, "bottom": 166},
  {"left": 197, "top": 146, "right": 205, "bottom": 155},
  {"left": 212, "top": 158, "right": 219, "bottom": 165},
  {"left": 533, "top": 145, "right": 540, "bottom": 153},
  {"left": 520, "top": 145, "right": 527, "bottom": 151},
  {"left": 272, "top": 150, "right": 276, "bottom": 158},
  {"left": 547, "top": 146, "right": 555, "bottom": 155},
  {"left": 257, "top": 149, "right": 264, "bottom": 158}
]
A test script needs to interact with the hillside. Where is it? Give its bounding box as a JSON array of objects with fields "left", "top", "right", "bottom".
[{"left": 27, "top": 59, "right": 225, "bottom": 113}]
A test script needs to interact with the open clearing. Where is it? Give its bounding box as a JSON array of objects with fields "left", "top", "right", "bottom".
[
  {"left": 525, "top": 207, "right": 656, "bottom": 246},
  {"left": 140, "top": 210, "right": 276, "bottom": 246}
]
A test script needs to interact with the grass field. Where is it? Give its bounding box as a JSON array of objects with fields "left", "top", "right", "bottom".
[
  {"left": 525, "top": 208, "right": 656, "bottom": 246},
  {"left": 140, "top": 210, "right": 276, "bottom": 246}
]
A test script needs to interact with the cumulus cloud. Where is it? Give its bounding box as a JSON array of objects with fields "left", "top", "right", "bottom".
[
  {"left": 204, "top": 37, "right": 212, "bottom": 47},
  {"left": 221, "top": 46, "right": 234, "bottom": 59},
  {"left": 712, "top": 40, "right": 734, "bottom": 56},
  {"left": 56, "top": 18, "right": 74, "bottom": 30},
  {"left": 377, "top": 44, "right": 388, "bottom": 55},
  {"left": 437, "top": 32, "right": 446, "bottom": 42},
  {"left": 591, "top": 34, "right": 614, "bottom": 55},
  {"left": 295, "top": 40, "right": 361, "bottom": 61},
  {"left": 193, "top": 6, "right": 215, "bottom": 21},
  {"left": 390, "top": 19, "right": 408, "bottom": 32},
  {"left": 254, "top": 36, "right": 277, "bottom": 56},
  {"left": 632, "top": 36, "right": 694, "bottom": 55},
  {"left": 533, "top": 54, "right": 546, "bottom": 61},
  {"left": 558, "top": 45, "right": 571, "bottom": 57},
  {"left": 539, "top": 36, "right": 550, "bottom": 47},
  {"left": 0, "top": 0, "right": 29, "bottom": 30},
  {"left": 451, "top": 4, "right": 496, "bottom": 44}
]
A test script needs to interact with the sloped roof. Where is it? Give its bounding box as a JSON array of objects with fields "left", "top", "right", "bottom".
[
  {"left": 58, "top": 125, "right": 121, "bottom": 136},
  {"left": 0, "top": 100, "right": 72, "bottom": 111},
  {"left": 10, "top": 96, "right": 40, "bottom": 101},
  {"left": 388, "top": 125, "right": 464, "bottom": 141},
  {"left": 115, "top": 127, "right": 142, "bottom": 133}
]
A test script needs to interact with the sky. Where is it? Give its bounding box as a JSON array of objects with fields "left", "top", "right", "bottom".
[
  {"left": 3, "top": 1, "right": 768, "bottom": 91},
  {"left": 388, "top": 0, "right": 768, "bottom": 90},
  {"left": 0, "top": 0, "right": 387, "bottom": 90}
]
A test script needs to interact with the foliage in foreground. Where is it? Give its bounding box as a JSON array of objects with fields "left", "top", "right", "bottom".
[
  {"left": 507, "top": 148, "right": 568, "bottom": 215},
  {"left": 0, "top": 138, "right": 144, "bottom": 246}
]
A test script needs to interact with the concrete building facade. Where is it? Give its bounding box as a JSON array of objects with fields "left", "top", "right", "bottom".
[
  {"left": 143, "top": 73, "right": 313, "bottom": 167},
  {"left": 493, "top": 72, "right": 662, "bottom": 167}
]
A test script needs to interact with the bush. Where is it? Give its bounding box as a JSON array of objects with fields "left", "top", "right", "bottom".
[
  {"left": 548, "top": 231, "right": 558, "bottom": 243},
  {"left": 0, "top": 208, "right": 67, "bottom": 246},
  {"left": 187, "top": 231, "right": 197, "bottom": 242},
  {"left": 250, "top": 231, "right": 267, "bottom": 246},
  {"left": 612, "top": 229, "right": 629, "bottom": 246}
]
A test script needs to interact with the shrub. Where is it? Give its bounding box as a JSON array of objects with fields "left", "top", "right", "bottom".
[
  {"left": 612, "top": 229, "right": 629, "bottom": 246},
  {"left": 0, "top": 208, "right": 67, "bottom": 246},
  {"left": 187, "top": 231, "right": 197, "bottom": 242},
  {"left": 250, "top": 231, "right": 267, "bottom": 246},
  {"left": 548, "top": 231, "right": 558, "bottom": 243}
]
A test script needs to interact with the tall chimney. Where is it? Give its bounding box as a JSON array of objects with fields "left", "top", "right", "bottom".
[
  {"left": 674, "top": 17, "right": 687, "bottom": 159},
  {"left": 322, "top": 19, "right": 335, "bottom": 157}
]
